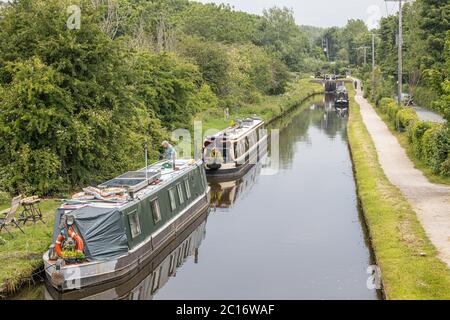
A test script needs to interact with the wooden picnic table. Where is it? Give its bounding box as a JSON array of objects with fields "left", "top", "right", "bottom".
[{"left": 19, "top": 196, "right": 45, "bottom": 225}]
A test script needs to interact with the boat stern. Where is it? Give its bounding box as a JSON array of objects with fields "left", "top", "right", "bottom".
[{"left": 43, "top": 252, "right": 119, "bottom": 292}]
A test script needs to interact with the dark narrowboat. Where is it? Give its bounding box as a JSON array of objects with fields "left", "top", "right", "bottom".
[
  {"left": 334, "top": 85, "right": 350, "bottom": 108},
  {"left": 43, "top": 159, "right": 210, "bottom": 292},
  {"left": 44, "top": 208, "right": 209, "bottom": 300}
]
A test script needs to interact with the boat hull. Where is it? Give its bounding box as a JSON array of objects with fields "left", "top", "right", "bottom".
[
  {"left": 334, "top": 100, "right": 349, "bottom": 108},
  {"left": 44, "top": 188, "right": 211, "bottom": 292},
  {"left": 44, "top": 207, "right": 209, "bottom": 300}
]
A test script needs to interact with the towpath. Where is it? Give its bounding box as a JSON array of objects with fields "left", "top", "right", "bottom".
[{"left": 354, "top": 81, "right": 450, "bottom": 268}]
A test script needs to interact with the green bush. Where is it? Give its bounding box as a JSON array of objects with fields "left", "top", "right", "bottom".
[
  {"left": 407, "top": 121, "right": 434, "bottom": 158},
  {"left": 396, "top": 108, "right": 419, "bottom": 131},
  {"left": 379, "top": 98, "right": 396, "bottom": 113},
  {"left": 0, "top": 191, "right": 9, "bottom": 205},
  {"left": 386, "top": 101, "right": 400, "bottom": 124},
  {"left": 441, "top": 155, "right": 450, "bottom": 176},
  {"left": 421, "top": 125, "right": 450, "bottom": 175}
]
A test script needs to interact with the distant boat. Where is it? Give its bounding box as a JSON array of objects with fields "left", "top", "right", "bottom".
[
  {"left": 202, "top": 117, "right": 268, "bottom": 181},
  {"left": 334, "top": 86, "right": 349, "bottom": 109},
  {"left": 43, "top": 159, "right": 210, "bottom": 292}
]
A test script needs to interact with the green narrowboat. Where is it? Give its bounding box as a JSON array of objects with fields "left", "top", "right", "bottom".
[
  {"left": 43, "top": 159, "right": 210, "bottom": 292},
  {"left": 44, "top": 208, "right": 209, "bottom": 300}
]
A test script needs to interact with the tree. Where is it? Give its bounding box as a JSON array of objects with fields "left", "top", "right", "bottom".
[
  {"left": 0, "top": 0, "right": 165, "bottom": 193},
  {"left": 255, "top": 7, "right": 310, "bottom": 71}
]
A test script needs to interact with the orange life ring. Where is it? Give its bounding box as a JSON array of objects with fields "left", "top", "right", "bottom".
[{"left": 54, "top": 227, "right": 84, "bottom": 258}]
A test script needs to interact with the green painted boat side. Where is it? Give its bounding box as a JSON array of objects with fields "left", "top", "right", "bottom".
[{"left": 120, "top": 164, "right": 208, "bottom": 250}]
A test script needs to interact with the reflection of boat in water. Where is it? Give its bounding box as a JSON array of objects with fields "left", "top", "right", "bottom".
[
  {"left": 209, "top": 153, "right": 266, "bottom": 210},
  {"left": 44, "top": 209, "right": 209, "bottom": 300},
  {"left": 44, "top": 159, "right": 210, "bottom": 292},
  {"left": 203, "top": 117, "right": 267, "bottom": 181}
]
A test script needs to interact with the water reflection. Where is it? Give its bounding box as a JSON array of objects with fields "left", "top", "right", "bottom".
[{"left": 209, "top": 154, "right": 266, "bottom": 210}]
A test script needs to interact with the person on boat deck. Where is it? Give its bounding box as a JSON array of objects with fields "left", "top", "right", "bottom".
[
  {"left": 161, "top": 141, "right": 176, "bottom": 161},
  {"left": 210, "top": 147, "right": 223, "bottom": 163}
]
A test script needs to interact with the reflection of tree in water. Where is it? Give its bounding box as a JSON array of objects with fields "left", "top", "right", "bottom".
[
  {"left": 268, "top": 95, "right": 348, "bottom": 167},
  {"left": 311, "top": 108, "right": 348, "bottom": 140}
]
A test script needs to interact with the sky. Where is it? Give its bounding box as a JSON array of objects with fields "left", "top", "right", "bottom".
[{"left": 197, "top": 0, "right": 402, "bottom": 28}]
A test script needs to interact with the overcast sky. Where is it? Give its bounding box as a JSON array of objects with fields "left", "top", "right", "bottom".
[{"left": 198, "top": 0, "right": 401, "bottom": 28}]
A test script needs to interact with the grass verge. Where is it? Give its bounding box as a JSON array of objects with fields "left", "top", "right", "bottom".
[
  {"left": 0, "top": 199, "right": 60, "bottom": 298},
  {"left": 347, "top": 84, "right": 450, "bottom": 299}
]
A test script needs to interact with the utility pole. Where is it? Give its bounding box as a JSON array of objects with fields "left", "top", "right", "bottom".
[
  {"left": 355, "top": 46, "right": 370, "bottom": 65},
  {"left": 323, "top": 36, "right": 330, "bottom": 61},
  {"left": 386, "top": 0, "right": 403, "bottom": 105},
  {"left": 372, "top": 33, "right": 376, "bottom": 101}
]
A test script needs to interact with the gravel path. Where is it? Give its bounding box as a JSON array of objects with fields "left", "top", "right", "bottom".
[
  {"left": 354, "top": 82, "right": 450, "bottom": 267},
  {"left": 413, "top": 106, "right": 446, "bottom": 124}
]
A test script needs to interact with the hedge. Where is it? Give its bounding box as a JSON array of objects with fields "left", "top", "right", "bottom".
[
  {"left": 396, "top": 108, "right": 419, "bottom": 131},
  {"left": 378, "top": 98, "right": 450, "bottom": 177},
  {"left": 407, "top": 121, "right": 434, "bottom": 158}
]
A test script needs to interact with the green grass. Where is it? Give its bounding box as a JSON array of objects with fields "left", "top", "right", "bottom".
[
  {"left": 0, "top": 199, "right": 60, "bottom": 297},
  {"left": 374, "top": 109, "right": 450, "bottom": 185},
  {"left": 347, "top": 84, "right": 450, "bottom": 299},
  {"left": 196, "top": 77, "right": 323, "bottom": 132}
]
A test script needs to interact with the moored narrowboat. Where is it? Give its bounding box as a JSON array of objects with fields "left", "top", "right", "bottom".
[
  {"left": 202, "top": 117, "right": 268, "bottom": 181},
  {"left": 43, "top": 159, "right": 210, "bottom": 292},
  {"left": 334, "top": 85, "right": 349, "bottom": 108},
  {"left": 44, "top": 208, "right": 208, "bottom": 300}
]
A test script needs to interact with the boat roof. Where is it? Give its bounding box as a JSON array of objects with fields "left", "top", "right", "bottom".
[
  {"left": 61, "top": 159, "right": 201, "bottom": 211},
  {"left": 206, "top": 117, "right": 264, "bottom": 142}
]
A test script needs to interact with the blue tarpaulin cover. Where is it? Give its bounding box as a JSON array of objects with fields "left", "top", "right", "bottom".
[{"left": 53, "top": 206, "right": 129, "bottom": 261}]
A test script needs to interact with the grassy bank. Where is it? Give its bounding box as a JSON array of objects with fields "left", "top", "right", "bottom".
[
  {"left": 196, "top": 77, "right": 323, "bottom": 132},
  {"left": 347, "top": 85, "right": 450, "bottom": 299},
  {"left": 0, "top": 199, "right": 60, "bottom": 298}
]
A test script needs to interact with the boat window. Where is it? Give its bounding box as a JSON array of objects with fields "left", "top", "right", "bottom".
[
  {"left": 184, "top": 179, "right": 191, "bottom": 199},
  {"left": 151, "top": 199, "right": 161, "bottom": 224},
  {"left": 177, "top": 183, "right": 184, "bottom": 204},
  {"left": 249, "top": 130, "right": 257, "bottom": 145},
  {"left": 169, "top": 254, "right": 175, "bottom": 276},
  {"left": 151, "top": 267, "right": 162, "bottom": 294},
  {"left": 234, "top": 140, "right": 245, "bottom": 159},
  {"left": 128, "top": 210, "right": 141, "bottom": 239},
  {"left": 169, "top": 188, "right": 177, "bottom": 211}
]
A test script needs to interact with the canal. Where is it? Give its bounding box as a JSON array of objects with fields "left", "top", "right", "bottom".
[{"left": 15, "top": 94, "right": 380, "bottom": 300}]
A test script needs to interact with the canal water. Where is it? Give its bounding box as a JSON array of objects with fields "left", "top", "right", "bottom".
[{"left": 14, "top": 94, "right": 380, "bottom": 300}]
